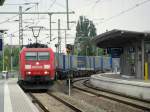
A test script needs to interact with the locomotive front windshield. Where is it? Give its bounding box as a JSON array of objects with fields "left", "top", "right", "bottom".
[
  {"left": 25, "top": 52, "right": 50, "bottom": 60},
  {"left": 38, "top": 52, "right": 50, "bottom": 60},
  {"left": 25, "top": 52, "right": 37, "bottom": 60}
]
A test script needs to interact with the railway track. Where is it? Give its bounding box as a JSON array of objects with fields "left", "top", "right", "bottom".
[
  {"left": 28, "top": 93, "right": 50, "bottom": 112},
  {"left": 29, "top": 92, "right": 82, "bottom": 112},
  {"left": 72, "top": 77, "right": 90, "bottom": 83},
  {"left": 73, "top": 79, "right": 150, "bottom": 111},
  {"left": 47, "top": 92, "right": 82, "bottom": 112}
]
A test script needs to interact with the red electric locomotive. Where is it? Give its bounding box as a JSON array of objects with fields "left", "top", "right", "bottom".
[{"left": 18, "top": 47, "right": 55, "bottom": 89}]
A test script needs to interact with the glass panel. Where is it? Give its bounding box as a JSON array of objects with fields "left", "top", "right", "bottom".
[
  {"left": 38, "top": 52, "right": 50, "bottom": 60},
  {"left": 145, "top": 43, "right": 150, "bottom": 53},
  {"left": 25, "top": 52, "right": 37, "bottom": 60}
]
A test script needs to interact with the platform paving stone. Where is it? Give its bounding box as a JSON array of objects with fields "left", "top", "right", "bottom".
[{"left": 0, "top": 80, "right": 4, "bottom": 112}]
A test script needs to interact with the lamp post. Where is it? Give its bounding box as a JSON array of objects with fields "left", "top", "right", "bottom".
[{"left": 9, "top": 34, "right": 14, "bottom": 73}]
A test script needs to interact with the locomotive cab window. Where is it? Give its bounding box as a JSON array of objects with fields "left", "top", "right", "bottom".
[
  {"left": 38, "top": 52, "right": 50, "bottom": 60},
  {"left": 25, "top": 52, "right": 37, "bottom": 60}
]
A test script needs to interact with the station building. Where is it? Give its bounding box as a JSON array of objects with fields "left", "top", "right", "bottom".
[{"left": 93, "top": 29, "right": 150, "bottom": 80}]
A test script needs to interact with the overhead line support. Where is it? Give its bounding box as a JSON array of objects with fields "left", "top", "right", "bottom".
[{"left": 0, "top": 11, "right": 75, "bottom": 14}]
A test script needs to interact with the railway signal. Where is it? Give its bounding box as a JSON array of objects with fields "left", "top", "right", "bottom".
[{"left": 66, "top": 44, "right": 73, "bottom": 54}]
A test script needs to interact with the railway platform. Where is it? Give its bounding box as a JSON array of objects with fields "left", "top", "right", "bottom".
[
  {"left": 90, "top": 73, "right": 150, "bottom": 101},
  {"left": 0, "top": 78, "right": 39, "bottom": 112}
]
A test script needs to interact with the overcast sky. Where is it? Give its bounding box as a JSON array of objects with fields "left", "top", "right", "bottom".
[{"left": 0, "top": 0, "right": 150, "bottom": 51}]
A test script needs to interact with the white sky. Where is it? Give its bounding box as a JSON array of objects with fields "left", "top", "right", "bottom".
[{"left": 0, "top": 0, "right": 150, "bottom": 52}]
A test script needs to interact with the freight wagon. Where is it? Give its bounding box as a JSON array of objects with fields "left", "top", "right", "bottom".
[{"left": 55, "top": 54, "right": 119, "bottom": 79}]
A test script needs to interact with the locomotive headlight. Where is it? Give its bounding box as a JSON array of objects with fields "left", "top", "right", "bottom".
[
  {"left": 26, "top": 71, "right": 31, "bottom": 75},
  {"left": 44, "top": 71, "right": 49, "bottom": 74},
  {"left": 25, "top": 65, "right": 31, "bottom": 69},
  {"left": 44, "top": 65, "right": 50, "bottom": 69}
]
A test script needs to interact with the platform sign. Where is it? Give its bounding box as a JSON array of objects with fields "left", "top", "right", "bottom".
[
  {"left": 107, "top": 48, "right": 123, "bottom": 58},
  {"left": 0, "top": 39, "right": 2, "bottom": 51},
  {"left": 0, "top": 32, "right": 3, "bottom": 56}
]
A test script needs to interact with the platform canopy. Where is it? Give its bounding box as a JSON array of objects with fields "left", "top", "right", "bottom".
[{"left": 93, "top": 29, "right": 150, "bottom": 48}]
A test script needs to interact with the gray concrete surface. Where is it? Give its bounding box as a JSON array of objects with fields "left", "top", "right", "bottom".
[
  {"left": 7, "top": 78, "right": 39, "bottom": 112},
  {"left": 90, "top": 74, "right": 150, "bottom": 101},
  {"left": 0, "top": 78, "right": 40, "bottom": 112},
  {"left": 0, "top": 80, "right": 4, "bottom": 112}
]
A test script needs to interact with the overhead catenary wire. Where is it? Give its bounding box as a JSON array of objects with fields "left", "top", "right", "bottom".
[
  {"left": 0, "top": 15, "right": 18, "bottom": 24},
  {"left": 90, "top": 0, "right": 110, "bottom": 10},
  {"left": 0, "top": 3, "right": 39, "bottom": 25},
  {"left": 84, "top": 0, "right": 150, "bottom": 25},
  {"left": 2, "top": 0, "right": 75, "bottom": 46},
  {"left": 92, "top": 0, "right": 101, "bottom": 8},
  {"left": 51, "top": 0, "right": 74, "bottom": 12},
  {"left": 48, "top": 0, "right": 57, "bottom": 11},
  {"left": 9, "top": 16, "right": 76, "bottom": 46},
  {"left": 37, "top": 22, "right": 76, "bottom": 48},
  {"left": 1, "top": 1, "right": 44, "bottom": 40},
  {"left": 104, "top": 0, "right": 150, "bottom": 23}
]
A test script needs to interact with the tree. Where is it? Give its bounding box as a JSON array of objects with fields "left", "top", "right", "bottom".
[
  {"left": 12, "top": 47, "right": 19, "bottom": 69},
  {"left": 0, "top": 56, "right": 3, "bottom": 71},
  {"left": 74, "top": 16, "right": 97, "bottom": 56},
  {"left": 4, "top": 46, "right": 11, "bottom": 70},
  {"left": 0, "top": 45, "right": 20, "bottom": 71}
]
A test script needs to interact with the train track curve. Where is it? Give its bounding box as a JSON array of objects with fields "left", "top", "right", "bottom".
[{"left": 73, "top": 78, "right": 150, "bottom": 111}]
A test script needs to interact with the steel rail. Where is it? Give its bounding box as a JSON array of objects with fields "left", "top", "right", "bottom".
[
  {"left": 72, "top": 77, "right": 90, "bottom": 83},
  {"left": 47, "top": 92, "right": 82, "bottom": 112},
  {"left": 73, "top": 79, "right": 150, "bottom": 111},
  {"left": 29, "top": 93, "right": 50, "bottom": 112}
]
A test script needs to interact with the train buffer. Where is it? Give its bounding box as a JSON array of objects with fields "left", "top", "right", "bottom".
[{"left": 0, "top": 78, "right": 39, "bottom": 112}]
